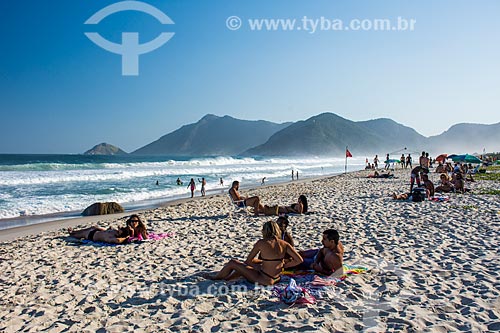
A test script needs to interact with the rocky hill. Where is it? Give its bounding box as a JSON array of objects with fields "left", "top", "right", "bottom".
[{"left": 83, "top": 143, "right": 128, "bottom": 156}]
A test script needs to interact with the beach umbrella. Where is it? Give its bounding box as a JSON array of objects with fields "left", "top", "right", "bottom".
[
  {"left": 435, "top": 154, "right": 447, "bottom": 163},
  {"left": 451, "top": 154, "right": 482, "bottom": 164},
  {"left": 447, "top": 154, "right": 458, "bottom": 160}
]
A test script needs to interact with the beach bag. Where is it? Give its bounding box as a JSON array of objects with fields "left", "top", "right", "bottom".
[
  {"left": 412, "top": 188, "right": 425, "bottom": 202},
  {"left": 279, "top": 278, "right": 316, "bottom": 305}
]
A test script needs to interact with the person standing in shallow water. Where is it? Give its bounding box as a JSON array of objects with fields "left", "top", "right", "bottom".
[
  {"left": 187, "top": 178, "right": 196, "bottom": 198},
  {"left": 198, "top": 177, "right": 206, "bottom": 196},
  {"left": 291, "top": 170, "right": 294, "bottom": 181}
]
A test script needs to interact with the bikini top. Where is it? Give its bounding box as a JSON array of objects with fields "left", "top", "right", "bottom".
[{"left": 259, "top": 254, "right": 285, "bottom": 262}]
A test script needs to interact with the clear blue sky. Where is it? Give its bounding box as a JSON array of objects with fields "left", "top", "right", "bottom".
[{"left": 1, "top": 0, "right": 499, "bottom": 153}]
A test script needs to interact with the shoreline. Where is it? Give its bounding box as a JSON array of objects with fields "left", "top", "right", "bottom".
[{"left": 0, "top": 170, "right": 353, "bottom": 241}]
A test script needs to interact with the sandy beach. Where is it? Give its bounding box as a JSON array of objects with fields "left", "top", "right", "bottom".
[{"left": 1, "top": 168, "right": 499, "bottom": 332}]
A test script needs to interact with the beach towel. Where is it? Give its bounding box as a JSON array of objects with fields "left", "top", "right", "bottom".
[
  {"left": 274, "top": 278, "right": 316, "bottom": 305},
  {"left": 430, "top": 195, "right": 449, "bottom": 202},
  {"left": 72, "top": 232, "right": 174, "bottom": 247},
  {"left": 274, "top": 264, "right": 368, "bottom": 300},
  {"left": 128, "top": 232, "right": 174, "bottom": 242}
]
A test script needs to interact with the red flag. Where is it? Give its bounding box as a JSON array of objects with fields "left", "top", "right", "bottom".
[{"left": 346, "top": 149, "right": 353, "bottom": 158}]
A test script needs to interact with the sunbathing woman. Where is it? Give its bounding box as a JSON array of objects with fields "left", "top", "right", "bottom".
[
  {"left": 68, "top": 225, "right": 131, "bottom": 244},
  {"left": 125, "top": 214, "right": 148, "bottom": 240},
  {"left": 277, "top": 195, "right": 308, "bottom": 215},
  {"left": 367, "top": 171, "right": 394, "bottom": 178},
  {"left": 204, "top": 221, "right": 303, "bottom": 285}
]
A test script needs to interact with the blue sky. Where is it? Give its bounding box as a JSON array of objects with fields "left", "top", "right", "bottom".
[{"left": 1, "top": 0, "right": 499, "bottom": 153}]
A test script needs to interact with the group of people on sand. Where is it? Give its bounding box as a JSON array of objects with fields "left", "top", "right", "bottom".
[
  {"left": 68, "top": 214, "right": 148, "bottom": 244},
  {"left": 69, "top": 201, "right": 343, "bottom": 287},
  {"left": 204, "top": 216, "right": 344, "bottom": 286},
  {"left": 392, "top": 151, "right": 474, "bottom": 200},
  {"left": 229, "top": 180, "right": 308, "bottom": 216},
  {"left": 369, "top": 153, "right": 414, "bottom": 170}
]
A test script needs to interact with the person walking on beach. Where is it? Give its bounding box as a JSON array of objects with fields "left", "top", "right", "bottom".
[
  {"left": 385, "top": 154, "right": 390, "bottom": 170},
  {"left": 291, "top": 170, "right": 295, "bottom": 181},
  {"left": 187, "top": 178, "right": 196, "bottom": 198},
  {"left": 296, "top": 170, "right": 299, "bottom": 180},
  {"left": 373, "top": 155, "right": 379, "bottom": 169},
  {"left": 400, "top": 154, "right": 405, "bottom": 168},
  {"left": 406, "top": 154, "right": 412, "bottom": 168},
  {"left": 261, "top": 177, "right": 266, "bottom": 185},
  {"left": 198, "top": 178, "right": 207, "bottom": 196},
  {"left": 219, "top": 177, "right": 224, "bottom": 186}
]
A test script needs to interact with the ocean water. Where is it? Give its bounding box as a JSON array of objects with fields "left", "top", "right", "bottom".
[{"left": 0, "top": 154, "right": 364, "bottom": 222}]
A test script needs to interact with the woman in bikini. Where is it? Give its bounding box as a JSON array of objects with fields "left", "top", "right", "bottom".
[
  {"left": 125, "top": 214, "right": 148, "bottom": 240},
  {"left": 277, "top": 195, "right": 308, "bottom": 215},
  {"left": 204, "top": 221, "right": 303, "bottom": 285},
  {"left": 68, "top": 225, "right": 131, "bottom": 244}
]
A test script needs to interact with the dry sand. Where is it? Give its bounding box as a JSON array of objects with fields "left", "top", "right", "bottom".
[{"left": 0, "top": 169, "right": 499, "bottom": 332}]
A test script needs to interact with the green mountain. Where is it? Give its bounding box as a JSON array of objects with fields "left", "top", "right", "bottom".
[
  {"left": 244, "top": 113, "right": 428, "bottom": 156},
  {"left": 132, "top": 114, "right": 291, "bottom": 156},
  {"left": 83, "top": 143, "right": 128, "bottom": 155},
  {"left": 427, "top": 122, "right": 500, "bottom": 154}
]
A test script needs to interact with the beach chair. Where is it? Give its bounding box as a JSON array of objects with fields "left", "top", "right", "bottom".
[
  {"left": 228, "top": 194, "right": 250, "bottom": 216},
  {"left": 468, "top": 165, "right": 481, "bottom": 175}
]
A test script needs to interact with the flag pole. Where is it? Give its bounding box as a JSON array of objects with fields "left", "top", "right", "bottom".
[{"left": 345, "top": 146, "right": 348, "bottom": 174}]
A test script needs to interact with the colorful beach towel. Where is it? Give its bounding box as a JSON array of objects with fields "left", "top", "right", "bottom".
[
  {"left": 274, "top": 264, "right": 368, "bottom": 302},
  {"left": 430, "top": 195, "right": 449, "bottom": 202},
  {"left": 128, "top": 232, "right": 174, "bottom": 242},
  {"left": 74, "top": 232, "right": 174, "bottom": 247}
]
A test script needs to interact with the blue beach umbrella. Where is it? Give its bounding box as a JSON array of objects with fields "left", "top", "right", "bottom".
[{"left": 451, "top": 154, "right": 482, "bottom": 164}]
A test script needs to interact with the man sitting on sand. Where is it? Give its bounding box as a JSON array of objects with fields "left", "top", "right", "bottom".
[
  {"left": 294, "top": 229, "right": 344, "bottom": 276},
  {"left": 422, "top": 174, "right": 435, "bottom": 197},
  {"left": 229, "top": 180, "right": 264, "bottom": 215}
]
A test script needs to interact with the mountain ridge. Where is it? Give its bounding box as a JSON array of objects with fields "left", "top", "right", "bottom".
[{"left": 96, "top": 113, "right": 499, "bottom": 157}]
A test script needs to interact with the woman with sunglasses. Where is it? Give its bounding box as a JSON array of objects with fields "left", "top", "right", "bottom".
[{"left": 125, "top": 214, "right": 148, "bottom": 240}]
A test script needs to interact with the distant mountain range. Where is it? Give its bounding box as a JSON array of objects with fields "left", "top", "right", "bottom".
[
  {"left": 132, "top": 114, "right": 291, "bottom": 156},
  {"left": 244, "top": 114, "right": 428, "bottom": 156},
  {"left": 85, "top": 114, "right": 500, "bottom": 156}
]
